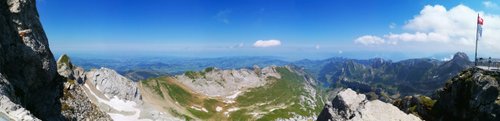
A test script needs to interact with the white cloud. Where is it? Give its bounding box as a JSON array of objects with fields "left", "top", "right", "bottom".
[
  {"left": 253, "top": 39, "right": 281, "bottom": 47},
  {"left": 483, "top": 1, "right": 499, "bottom": 9},
  {"left": 384, "top": 32, "right": 449, "bottom": 42},
  {"left": 315, "top": 44, "right": 320, "bottom": 49},
  {"left": 441, "top": 54, "right": 454, "bottom": 61},
  {"left": 354, "top": 35, "right": 386, "bottom": 45},
  {"left": 353, "top": 4, "right": 500, "bottom": 54}
]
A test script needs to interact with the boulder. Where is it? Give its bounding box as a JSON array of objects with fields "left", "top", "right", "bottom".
[{"left": 317, "top": 88, "right": 422, "bottom": 121}]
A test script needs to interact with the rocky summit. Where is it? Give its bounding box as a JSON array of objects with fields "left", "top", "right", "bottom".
[{"left": 317, "top": 88, "right": 422, "bottom": 121}]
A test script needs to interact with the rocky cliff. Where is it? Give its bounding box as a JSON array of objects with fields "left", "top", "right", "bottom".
[
  {"left": 0, "top": 0, "right": 63, "bottom": 120},
  {"left": 431, "top": 68, "right": 500, "bottom": 121},
  {"left": 392, "top": 68, "right": 500, "bottom": 121},
  {"left": 317, "top": 88, "right": 422, "bottom": 121}
]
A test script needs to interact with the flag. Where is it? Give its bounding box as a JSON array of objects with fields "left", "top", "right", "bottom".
[
  {"left": 477, "top": 15, "right": 484, "bottom": 39},
  {"left": 478, "top": 15, "right": 484, "bottom": 25}
]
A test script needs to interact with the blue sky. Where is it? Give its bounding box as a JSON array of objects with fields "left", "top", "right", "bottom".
[{"left": 37, "top": 0, "right": 500, "bottom": 60}]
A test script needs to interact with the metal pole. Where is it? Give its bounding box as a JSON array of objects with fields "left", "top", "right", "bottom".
[{"left": 475, "top": 14, "right": 479, "bottom": 67}]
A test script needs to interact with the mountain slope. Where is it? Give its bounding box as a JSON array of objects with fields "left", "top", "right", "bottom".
[
  {"left": 56, "top": 54, "right": 184, "bottom": 120},
  {"left": 314, "top": 52, "right": 471, "bottom": 100},
  {"left": 140, "top": 66, "right": 324, "bottom": 120}
]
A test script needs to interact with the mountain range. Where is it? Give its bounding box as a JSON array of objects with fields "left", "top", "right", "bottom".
[{"left": 0, "top": 0, "right": 498, "bottom": 121}]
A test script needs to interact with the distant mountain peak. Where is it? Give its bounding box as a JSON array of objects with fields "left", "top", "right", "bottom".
[{"left": 452, "top": 52, "right": 469, "bottom": 61}]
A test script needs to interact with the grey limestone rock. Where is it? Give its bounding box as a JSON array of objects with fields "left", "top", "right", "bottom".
[
  {"left": 317, "top": 88, "right": 422, "bottom": 121},
  {"left": 0, "top": 0, "right": 63, "bottom": 120}
]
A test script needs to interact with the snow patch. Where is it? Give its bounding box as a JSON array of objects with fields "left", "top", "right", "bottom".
[
  {"left": 84, "top": 84, "right": 142, "bottom": 120},
  {"left": 224, "top": 100, "right": 235, "bottom": 104},
  {"left": 190, "top": 105, "right": 208, "bottom": 112},
  {"left": 216, "top": 106, "right": 223, "bottom": 112},
  {"left": 223, "top": 107, "right": 240, "bottom": 117},
  {"left": 227, "top": 107, "right": 239, "bottom": 112},
  {"left": 226, "top": 91, "right": 242, "bottom": 99}
]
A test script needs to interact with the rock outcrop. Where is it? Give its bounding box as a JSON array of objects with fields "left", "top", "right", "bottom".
[
  {"left": 85, "top": 68, "right": 141, "bottom": 101},
  {"left": 56, "top": 54, "right": 157, "bottom": 120},
  {"left": 57, "top": 54, "right": 112, "bottom": 120},
  {"left": 317, "top": 88, "right": 421, "bottom": 121},
  {"left": 431, "top": 68, "right": 500, "bottom": 121},
  {"left": 393, "top": 95, "right": 435, "bottom": 121},
  {"left": 0, "top": 0, "right": 63, "bottom": 120}
]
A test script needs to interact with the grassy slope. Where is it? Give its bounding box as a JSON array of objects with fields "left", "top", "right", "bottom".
[
  {"left": 141, "top": 67, "right": 323, "bottom": 120},
  {"left": 142, "top": 77, "right": 227, "bottom": 120},
  {"left": 232, "top": 67, "right": 323, "bottom": 120}
]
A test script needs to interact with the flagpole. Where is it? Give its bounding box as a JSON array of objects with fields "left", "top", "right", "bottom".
[{"left": 475, "top": 13, "right": 479, "bottom": 67}]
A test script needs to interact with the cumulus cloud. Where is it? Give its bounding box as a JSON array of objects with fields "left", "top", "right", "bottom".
[
  {"left": 354, "top": 4, "right": 500, "bottom": 53},
  {"left": 354, "top": 35, "right": 386, "bottom": 45},
  {"left": 253, "top": 39, "right": 281, "bottom": 47},
  {"left": 384, "top": 32, "right": 449, "bottom": 42}
]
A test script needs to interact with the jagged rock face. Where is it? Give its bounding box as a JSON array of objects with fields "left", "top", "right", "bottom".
[
  {"left": 0, "top": 0, "right": 62, "bottom": 120},
  {"left": 86, "top": 67, "right": 141, "bottom": 101},
  {"left": 317, "top": 88, "right": 422, "bottom": 121},
  {"left": 432, "top": 68, "right": 500, "bottom": 121},
  {"left": 0, "top": 74, "right": 39, "bottom": 121}
]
